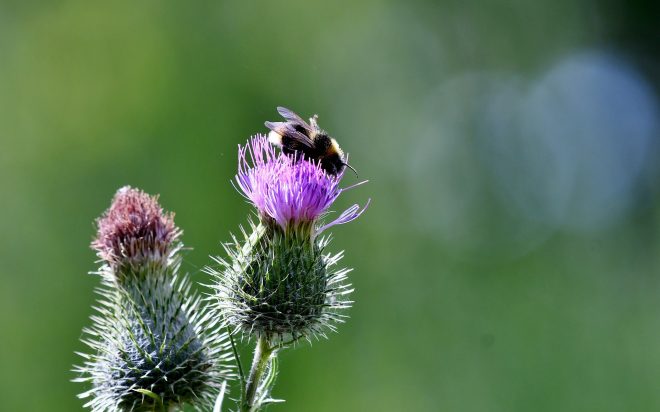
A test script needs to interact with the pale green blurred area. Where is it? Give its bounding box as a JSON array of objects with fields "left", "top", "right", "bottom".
[{"left": 1, "top": 1, "right": 660, "bottom": 411}]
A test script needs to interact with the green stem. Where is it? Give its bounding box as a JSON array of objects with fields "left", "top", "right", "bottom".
[
  {"left": 241, "top": 336, "right": 275, "bottom": 412},
  {"left": 228, "top": 327, "right": 246, "bottom": 397}
]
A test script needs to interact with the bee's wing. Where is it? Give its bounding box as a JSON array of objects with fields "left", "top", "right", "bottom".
[
  {"left": 277, "top": 107, "right": 310, "bottom": 128},
  {"left": 264, "top": 121, "right": 315, "bottom": 148}
]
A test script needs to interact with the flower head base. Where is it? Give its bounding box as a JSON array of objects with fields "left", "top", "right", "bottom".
[
  {"left": 75, "top": 275, "right": 232, "bottom": 412},
  {"left": 209, "top": 221, "right": 353, "bottom": 341},
  {"left": 235, "top": 135, "right": 368, "bottom": 235},
  {"left": 92, "top": 186, "right": 181, "bottom": 277}
]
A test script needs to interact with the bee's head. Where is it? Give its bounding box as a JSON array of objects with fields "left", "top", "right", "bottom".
[
  {"left": 320, "top": 153, "right": 343, "bottom": 176},
  {"left": 320, "top": 149, "right": 358, "bottom": 178}
]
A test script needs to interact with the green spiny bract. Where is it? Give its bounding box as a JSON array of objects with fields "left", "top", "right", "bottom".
[
  {"left": 75, "top": 266, "right": 231, "bottom": 411},
  {"left": 74, "top": 186, "right": 233, "bottom": 411},
  {"left": 207, "top": 219, "right": 353, "bottom": 342}
]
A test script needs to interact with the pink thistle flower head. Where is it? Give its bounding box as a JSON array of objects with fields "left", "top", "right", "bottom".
[
  {"left": 92, "top": 186, "right": 181, "bottom": 273},
  {"left": 235, "top": 135, "right": 369, "bottom": 235}
]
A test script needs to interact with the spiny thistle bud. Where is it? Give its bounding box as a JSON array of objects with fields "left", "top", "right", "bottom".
[
  {"left": 91, "top": 186, "right": 180, "bottom": 277},
  {"left": 74, "top": 186, "right": 232, "bottom": 412},
  {"left": 209, "top": 136, "right": 369, "bottom": 341}
]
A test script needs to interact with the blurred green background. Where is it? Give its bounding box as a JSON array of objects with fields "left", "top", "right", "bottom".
[{"left": 1, "top": 0, "right": 659, "bottom": 411}]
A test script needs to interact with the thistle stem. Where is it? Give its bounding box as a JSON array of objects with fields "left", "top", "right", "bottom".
[
  {"left": 228, "top": 327, "right": 246, "bottom": 396},
  {"left": 242, "top": 336, "right": 275, "bottom": 412}
]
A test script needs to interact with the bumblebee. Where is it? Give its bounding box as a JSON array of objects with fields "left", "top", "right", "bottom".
[{"left": 265, "top": 107, "right": 357, "bottom": 177}]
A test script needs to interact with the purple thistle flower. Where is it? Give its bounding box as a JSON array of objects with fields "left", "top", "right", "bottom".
[
  {"left": 91, "top": 186, "right": 181, "bottom": 272},
  {"left": 235, "top": 135, "right": 369, "bottom": 234}
]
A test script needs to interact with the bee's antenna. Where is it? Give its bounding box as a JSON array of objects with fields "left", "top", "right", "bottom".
[{"left": 342, "top": 163, "right": 359, "bottom": 178}]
